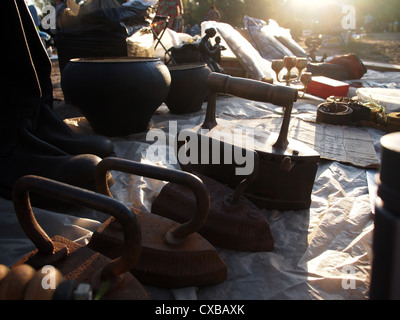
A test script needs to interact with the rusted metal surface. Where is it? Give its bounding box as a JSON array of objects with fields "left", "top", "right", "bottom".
[
  {"left": 0, "top": 263, "right": 64, "bottom": 300},
  {"left": 178, "top": 73, "right": 320, "bottom": 211},
  {"left": 0, "top": 264, "right": 36, "bottom": 300},
  {"left": 152, "top": 170, "right": 274, "bottom": 252},
  {"left": 11, "top": 175, "right": 151, "bottom": 300},
  {"left": 88, "top": 157, "right": 227, "bottom": 288}
]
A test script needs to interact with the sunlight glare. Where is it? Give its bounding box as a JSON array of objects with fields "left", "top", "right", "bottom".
[{"left": 291, "top": 0, "right": 339, "bottom": 13}]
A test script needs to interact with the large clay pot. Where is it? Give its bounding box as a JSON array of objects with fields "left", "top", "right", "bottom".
[
  {"left": 164, "top": 63, "right": 211, "bottom": 114},
  {"left": 61, "top": 57, "right": 171, "bottom": 137}
]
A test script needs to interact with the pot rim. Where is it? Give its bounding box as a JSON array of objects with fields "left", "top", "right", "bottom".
[
  {"left": 167, "top": 63, "right": 208, "bottom": 71},
  {"left": 69, "top": 57, "right": 161, "bottom": 63}
]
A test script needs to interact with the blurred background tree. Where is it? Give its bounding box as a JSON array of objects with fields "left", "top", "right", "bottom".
[
  {"left": 354, "top": 0, "right": 400, "bottom": 31},
  {"left": 182, "top": 0, "right": 400, "bottom": 33},
  {"left": 29, "top": 0, "right": 400, "bottom": 34},
  {"left": 182, "top": 0, "right": 278, "bottom": 27}
]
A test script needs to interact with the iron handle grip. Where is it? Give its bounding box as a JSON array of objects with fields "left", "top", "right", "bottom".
[
  {"left": 207, "top": 72, "right": 298, "bottom": 107},
  {"left": 95, "top": 157, "right": 210, "bottom": 242},
  {"left": 12, "top": 175, "right": 141, "bottom": 282}
]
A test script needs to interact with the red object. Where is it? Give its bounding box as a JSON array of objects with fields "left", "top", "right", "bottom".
[
  {"left": 327, "top": 53, "right": 367, "bottom": 79},
  {"left": 307, "top": 76, "right": 350, "bottom": 99}
]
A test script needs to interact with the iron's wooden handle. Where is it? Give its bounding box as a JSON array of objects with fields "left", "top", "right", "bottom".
[
  {"left": 203, "top": 73, "right": 297, "bottom": 150},
  {"left": 207, "top": 73, "right": 297, "bottom": 107},
  {"left": 12, "top": 175, "right": 141, "bottom": 282},
  {"left": 95, "top": 157, "right": 210, "bottom": 243}
]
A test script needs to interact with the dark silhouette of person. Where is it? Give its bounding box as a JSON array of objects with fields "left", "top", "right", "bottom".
[
  {"left": 204, "top": 4, "right": 221, "bottom": 22},
  {"left": 212, "top": 36, "right": 226, "bottom": 63}
]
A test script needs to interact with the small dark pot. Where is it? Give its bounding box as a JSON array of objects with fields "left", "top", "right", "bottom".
[
  {"left": 164, "top": 63, "right": 211, "bottom": 114},
  {"left": 62, "top": 57, "right": 171, "bottom": 137}
]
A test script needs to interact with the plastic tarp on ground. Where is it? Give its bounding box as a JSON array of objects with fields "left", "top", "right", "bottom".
[{"left": 0, "top": 88, "right": 387, "bottom": 299}]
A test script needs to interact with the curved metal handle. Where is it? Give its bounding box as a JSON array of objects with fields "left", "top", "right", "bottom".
[
  {"left": 95, "top": 157, "right": 210, "bottom": 243},
  {"left": 12, "top": 175, "right": 141, "bottom": 282},
  {"left": 202, "top": 73, "right": 297, "bottom": 149}
]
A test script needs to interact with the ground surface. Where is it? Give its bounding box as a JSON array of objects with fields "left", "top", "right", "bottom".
[{"left": 307, "top": 32, "right": 400, "bottom": 64}]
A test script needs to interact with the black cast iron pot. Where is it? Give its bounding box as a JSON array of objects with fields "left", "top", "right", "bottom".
[
  {"left": 164, "top": 63, "right": 211, "bottom": 114},
  {"left": 61, "top": 57, "right": 171, "bottom": 137}
]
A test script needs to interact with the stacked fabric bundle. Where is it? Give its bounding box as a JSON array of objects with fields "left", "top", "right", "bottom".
[{"left": 243, "top": 16, "right": 307, "bottom": 61}]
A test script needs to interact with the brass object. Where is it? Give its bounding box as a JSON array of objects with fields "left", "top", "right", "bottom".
[
  {"left": 387, "top": 112, "right": 400, "bottom": 132},
  {"left": 272, "top": 56, "right": 312, "bottom": 97}
]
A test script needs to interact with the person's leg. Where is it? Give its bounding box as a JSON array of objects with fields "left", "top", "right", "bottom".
[
  {"left": 0, "top": 0, "right": 103, "bottom": 203},
  {"left": 11, "top": 0, "right": 114, "bottom": 158}
]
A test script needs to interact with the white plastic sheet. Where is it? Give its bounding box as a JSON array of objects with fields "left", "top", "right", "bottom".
[
  {"left": 0, "top": 95, "right": 384, "bottom": 300},
  {"left": 201, "top": 21, "right": 275, "bottom": 81}
]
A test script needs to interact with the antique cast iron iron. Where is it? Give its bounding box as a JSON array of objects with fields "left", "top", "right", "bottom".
[
  {"left": 87, "top": 157, "right": 227, "bottom": 288},
  {"left": 11, "top": 175, "right": 151, "bottom": 300},
  {"left": 177, "top": 73, "right": 320, "bottom": 211},
  {"left": 152, "top": 149, "right": 275, "bottom": 252}
]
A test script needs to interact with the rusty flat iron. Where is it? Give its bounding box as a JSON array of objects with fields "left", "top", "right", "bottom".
[
  {"left": 10, "top": 175, "right": 151, "bottom": 300},
  {"left": 87, "top": 157, "right": 227, "bottom": 288},
  {"left": 177, "top": 73, "right": 320, "bottom": 211},
  {"left": 152, "top": 150, "right": 274, "bottom": 252}
]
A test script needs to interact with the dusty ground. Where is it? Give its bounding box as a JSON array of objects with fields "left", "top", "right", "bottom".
[
  {"left": 350, "top": 33, "right": 400, "bottom": 64},
  {"left": 307, "top": 32, "right": 400, "bottom": 64}
]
